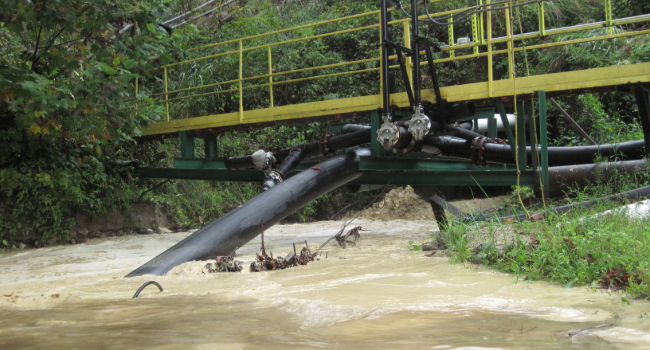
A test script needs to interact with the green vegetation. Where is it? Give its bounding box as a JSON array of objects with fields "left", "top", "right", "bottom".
[
  {"left": 1, "top": 0, "right": 649, "bottom": 251},
  {"left": 440, "top": 172, "right": 650, "bottom": 299}
]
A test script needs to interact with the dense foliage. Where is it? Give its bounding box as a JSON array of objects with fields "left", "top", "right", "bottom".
[
  {"left": 0, "top": 0, "right": 185, "bottom": 245},
  {"left": 1, "top": 0, "right": 649, "bottom": 248}
]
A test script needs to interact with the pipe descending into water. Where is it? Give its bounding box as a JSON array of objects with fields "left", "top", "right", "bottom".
[{"left": 126, "top": 149, "right": 370, "bottom": 277}]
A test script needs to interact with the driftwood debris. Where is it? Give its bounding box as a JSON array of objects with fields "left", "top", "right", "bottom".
[
  {"left": 334, "top": 225, "right": 362, "bottom": 248},
  {"left": 205, "top": 255, "right": 243, "bottom": 273},
  {"left": 249, "top": 241, "right": 318, "bottom": 272},
  {"left": 249, "top": 230, "right": 319, "bottom": 272}
]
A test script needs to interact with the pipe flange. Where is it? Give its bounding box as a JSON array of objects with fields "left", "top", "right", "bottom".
[
  {"left": 319, "top": 134, "right": 334, "bottom": 156},
  {"left": 408, "top": 104, "right": 431, "bottom": 141},
  {"left": 392, "top": 139, "right": 420, "bottom": 155},
  {"left": 262, "top": 170, "right": 283, "bottom": 191},
  {"left": 471, "top": 136, "right": 488, "bottom": 166},
  {"left": 377, "top": 120, "right": 400, "bottom": 150}
]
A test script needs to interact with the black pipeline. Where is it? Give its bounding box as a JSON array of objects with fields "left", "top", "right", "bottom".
[
  {"left": 225, "top": 128, "right": 371, "bottom": 170},
  {"left": 126, "top": 149, "right": 370, "bottom": 277},
  {"left": 426, "top": 135, "right": 646, "bottom": 166}
]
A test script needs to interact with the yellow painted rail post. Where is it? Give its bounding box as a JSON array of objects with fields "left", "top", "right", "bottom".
[
  {"left": 538, "top": 1, "right": 546, "bottom": 37},
  {"left": 472, "top": 12, "right": 480, "bottom": 55},
  {"left": 448, "top": 17, "right": 455, "bottom": 58},
  {"left": 268, "top": 46, "right": 274, "bottom": 108},
  {"left": 164, "top": 67, "right": 170, "bottom": 121},
  {"left": 403, "top": 21, "right": 414, "bottom": 89},
  {"left": 505, "top": 4, "right": 514, "bottom": 80},
  {"left": 477, "top": 0, "right": 485, "bottom": 45},
  {"left": 487, "top": 0, "right": 493, "bottom": 97},
  {"left": 605, "top": 0, "right": 613, "bottom": 35},
  {"left": 239, "top": 39, "right": 243, "bottom": 123}
]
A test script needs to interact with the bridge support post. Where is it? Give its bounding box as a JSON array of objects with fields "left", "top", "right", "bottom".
[
  {"left": 635, "top": 86, "right": 650, "bottom": 157},
  {"left": 179, "top": 131, "right": 195, "bottom": 158},
  {"left": 204, "top": 136, "right": 219, "bottom": 159}
]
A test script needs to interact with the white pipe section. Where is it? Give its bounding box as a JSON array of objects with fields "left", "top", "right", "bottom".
[
  {"left": 163, "top": 0, "right": 221, "bottom": 25},
  {"left": 476, "top": 114, "right": 516, "bottom": 133}
]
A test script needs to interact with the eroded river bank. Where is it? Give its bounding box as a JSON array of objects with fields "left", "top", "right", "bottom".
[{"left": 1, "top": 219, "right": 650, "bottom": 349}]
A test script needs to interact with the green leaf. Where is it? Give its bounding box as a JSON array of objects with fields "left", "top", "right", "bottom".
[
  {"left": 622, "top": 297, "right": 630, "bottom": 305},
  {"left": 2, "top": 240, "right": 7, "bottom": 246},
  {"left": 97, "top": 63, "right": 117, "bottom": 75},
  {"left": 123, "top": 59, "right": 136, "bottom": 69},
  {"left": 112, "top": 57, "right": 121, "bottom": 65},
  {"left": 146, "top": 23, "right": 156, "bottom": 34}
]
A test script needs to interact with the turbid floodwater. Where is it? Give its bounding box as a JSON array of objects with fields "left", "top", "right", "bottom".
[{"left": 1, "top": 219, "right": 650, "bottom": 349}]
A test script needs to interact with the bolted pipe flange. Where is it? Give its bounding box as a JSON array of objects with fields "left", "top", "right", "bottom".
[
  {"left": 262, "top": 170, "right": 283, "bottom": 191},
  {"left": 408, "top": 104, "right": 431, "bottom": 141},
  {"left": 376, "top": 114, "right": 400, "bottom": 150}
]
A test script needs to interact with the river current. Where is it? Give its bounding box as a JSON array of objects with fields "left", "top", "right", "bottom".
[{"left": 1, "top": 219, "right": 649, "bottom": 349}]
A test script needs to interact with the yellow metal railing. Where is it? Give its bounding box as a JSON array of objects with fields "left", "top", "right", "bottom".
[{"left": 125, "top": 0, "right": 650, "bottom": 126}]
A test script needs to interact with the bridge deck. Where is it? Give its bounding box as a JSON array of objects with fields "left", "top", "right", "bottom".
[{"left": 143, "top": 62, "right": 650, "bottom": 135}]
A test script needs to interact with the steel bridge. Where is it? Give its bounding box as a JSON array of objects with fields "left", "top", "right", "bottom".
[{"left": 128, "top": 0, "right": 650, "bottom": 191}]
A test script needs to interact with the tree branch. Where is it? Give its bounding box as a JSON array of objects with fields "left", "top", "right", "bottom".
[
  {"left": 32, "top": 25, "right": 67, "bottom": 70},
  {"left": 30, "top": 23, "right": 43, "bottom": 72}
]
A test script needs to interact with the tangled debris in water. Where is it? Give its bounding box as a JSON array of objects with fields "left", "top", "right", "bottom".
[
  {"left": 205, "top": 255, "right": 243, "bottom": 273},
  {"left": 250, "top": 240, "right": 319, "bottom": 272},
  {"left": 334, "top": 225, "right": 362, "bottom": 248}
]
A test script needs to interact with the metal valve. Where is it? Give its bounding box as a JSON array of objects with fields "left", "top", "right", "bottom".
[
  {"left": 251, "top": 149, "right": 276, "bottom": 175},
  {"left": 376, "top": 114, "right": 400, "bottom": 150},
  {"left": 408, "top": 104, "right": 431, "bottom": 140}
]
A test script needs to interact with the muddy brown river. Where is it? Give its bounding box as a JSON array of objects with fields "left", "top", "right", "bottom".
[{"left": 1, "top": 219, "right": 649, "bottom": 349}]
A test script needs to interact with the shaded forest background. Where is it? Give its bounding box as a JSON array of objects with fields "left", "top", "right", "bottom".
[{"left": 0, "top": 0, "right": 649, "bottom": 248}]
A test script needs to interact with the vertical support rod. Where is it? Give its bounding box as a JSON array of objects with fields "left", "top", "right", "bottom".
[
  {"left": 267, "top": 46, "right": 274, "bottom": 108},
  {"left": 487, "top": 114, "right": 497, "bottom": 138},
  {"left": 410, "top": 0, "right": 421, "bottom": 105},
  {"left": 516, "top": 100, "right": 527, "bottom": 169},
  {"left": 371, "top": 109, "right": 386, "bottom": 156},
  {"left": 605, "top": 0, "right": 613, "bottom": 35},
  {"left": 538, "top": 1, "right": 546, "bottom": 37},
  {"left": 525, "top": 100, "right": 538, "bottom": 169},
  {"left": 179, "top": 131, "right": 195, "bottom": 159},
  {"left": 403, "top": 21, "right": 414, "bottom": 90},
  {"left": 495, "top": 99, "right": 517, "bottom": 159},
  {"left": 379, "top": 13, "right": 385, "bottom": 110},
  {"left": 380, "top": 0, "right": 391, "bottom": 112},
  {"left": 538, "top": 90, "right": 549, "bottom": 192},
  {"left": 486, "top": 0, "right": 493, "bottom": 97},
  {"left": 505, "top": 7, "right": 514, "bottom": 80},
  {"left": 448, "top": 17, "right": 455, "bottom": 58},
  {"left": 164, "top": 66, "right": 170, "bottom": 121},
  {"left": 634, "top": 86, "right": 650, "bottom": 157},
  {"left": 471, "top": 12, "right": 479, "bottom": 55},
  {"left": 204, "top": 136, "right": 218, "bottom": 159},
  {"left": 238, "top": 40, "right": 243, "bottom": 123}
]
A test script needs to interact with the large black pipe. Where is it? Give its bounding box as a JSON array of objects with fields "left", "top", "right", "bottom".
[
  {"left": 126, "top": 149, "right": 370, "bottom": 277},
  {"left": 276, "top": 146, "right": 305, "bottom": 178},
  {"left": 537, "top": 159, "right": 648, "bottom": 197},
  {"left": 500, "top": 184, "right": 650, "bottom": 222},
  {"left": 426, "top": 136, "right": 646, "bottom": 166}
]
